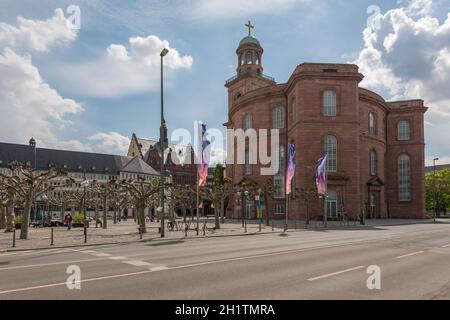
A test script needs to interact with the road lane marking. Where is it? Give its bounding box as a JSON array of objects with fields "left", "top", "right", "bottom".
[
  {"left": 123, "top": 260, "right": 155, "bottom": 267},
  {"left": 306, "top": 266, "right": 365, "bottom": 282},
  {"left": 396, "top": 251, "right": 425, "bottom": 259},
  {"left": 150, "top": 266, "right": 169, "bottom": 271},
  {"left": 90, "top": 253, "right": 112, "bottom": 257},
  {"left": 442, "top": 244, "right": 450, "bottom": 248},
  {"left": 0, "top": 258, "right": 105, "bottom": 271},
  {"left": 108, "top": 256, "right": 127, "bottom": 260},
  {"left": 0, "top": 270, "right": 155, "bottom": 296}
]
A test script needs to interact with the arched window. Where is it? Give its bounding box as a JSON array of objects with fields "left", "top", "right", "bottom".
[
  {"left": 244, "top": 113, "right": 252, "bottom": 130},
  {"left": 398, "top": 120, "right": 410, "bottom": 141},
  {"left": 323, "top": 90, "right": 337, "bottom": 116},
  {"left": 369, "top": 112, "right": 376, "bottom": 135},
  {"left": 290, "top": 96, "right": 296, "bottom": 124},
  {"left": 246, "top": 51, "right": 253, "bottom": 64},
  {"left": 272, "top": 106, "right": 285, "bottom": 129},
  {"left": 275, "top": 145, "right": 286, "bottom": 175},
  {"left": 398, "top": 154, "right": 411, "bottom": 201},
  {"left": 324, "top": 135, "right": 337, "bottom": 172},
  {"left": 239, "top": 54, "right": 244, "bottom": 66},
  {"left": 370, "top": 150, "right": 377, "bottom": 176},
  {"left": 256, "top": 53, "right": 260, "bottom": 65}
]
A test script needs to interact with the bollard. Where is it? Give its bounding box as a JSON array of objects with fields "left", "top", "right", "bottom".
[
  {"left": 12, "top": 229, "right": 16, "bottom": 248},
  {"left": 245, "top": 221, "right": 247, "bottom": 233},
  {"left": 259, "top": 221, "right": 262, "bottom": 232},
  {"left": 272, "top": 221, "right": 274, "bottom": 231},
  {"left": 185, "top": 224, "right": 188, "bottom": 237},
  {"left": 51, "top": 228, "right": 54, "bottom": 246},
  {"left": 84, "top": 227, "right": 87, "bottom": 244},
  {"left": 203, "top": 225, "right": 206, "bottom": 236},
  {"left": 139, "top": 227, "right": 143, "bottom": 240}
]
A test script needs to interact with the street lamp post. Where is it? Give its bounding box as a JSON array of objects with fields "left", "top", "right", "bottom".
[
  {"left": 81, "top": 172, "right": 90, "bottom": 220},
  {"left": 433, "top": 157, "right": 439, "bottom": 222},
  {"left": 160, "top": 48, "right": 169, "bottom": 238}
]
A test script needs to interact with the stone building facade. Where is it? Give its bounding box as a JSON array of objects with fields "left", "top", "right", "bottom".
[{"left": 224, "top": 24, "right": 427, "bottom": 221}]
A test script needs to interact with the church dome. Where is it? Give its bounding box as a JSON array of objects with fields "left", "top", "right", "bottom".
[{"left": 239, "top": 35, "right": 261, "bottom": 47}]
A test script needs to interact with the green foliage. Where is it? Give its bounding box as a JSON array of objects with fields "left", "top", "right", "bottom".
[
  {"left": 213, "top": 164, "right": 224, "bottom": 188},
  {"left": 73, "top": 213, "right": 85, "bottom": 224},
  {"left": 425, "top": 169, "right": 450, "bottom": 213},
  {"left": 14, "top": 215, "right": 24, "bottom": 224}
]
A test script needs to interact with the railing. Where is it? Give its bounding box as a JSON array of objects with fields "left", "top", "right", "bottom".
[{"left": 225, "top": 73, "right": 275, "bottom": 85}]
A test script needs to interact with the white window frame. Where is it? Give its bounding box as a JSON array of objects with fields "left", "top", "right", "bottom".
[
  {"left": 398, "top": 120, "right": 411, "bottom": 141},
  {"left": 323, "top": 90, "right": 337, "bottom": 116},
  {"left": 398, "top": 154, "right": 411, "bottom": 201},
  {"left": 324, "top": 135, "right": 337, "bottom": 172},
  {"left": 272, "top": 106, "right": 285, "bottom": 129}
]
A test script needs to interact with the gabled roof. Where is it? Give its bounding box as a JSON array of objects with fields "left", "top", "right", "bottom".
[
  {"left": 121, "top": 156, "right": 159, "bottom": 175},
  {"left": 0, "top": 141, "right": 159, "bottom": 176}
]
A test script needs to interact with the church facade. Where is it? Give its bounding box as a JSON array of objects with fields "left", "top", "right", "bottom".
[{"left": 224, "top": 23, "right": 427, "bottom": 221}]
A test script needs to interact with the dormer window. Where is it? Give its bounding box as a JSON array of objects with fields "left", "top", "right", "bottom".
[
  {"left": 92, "top": 166, "right": 96, "bottom": 170},
  {"left": 78, "top": 165, "right": 82, "bottom": 170}
]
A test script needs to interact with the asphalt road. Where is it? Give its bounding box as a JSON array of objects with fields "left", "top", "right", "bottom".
[{"left": 0, "top": 222, "right": 449, "bottom": 300}]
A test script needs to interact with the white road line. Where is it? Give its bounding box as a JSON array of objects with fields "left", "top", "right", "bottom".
[
  {"left": 80, "top": 250, "right": 97, "bottom": 254},
  {"left": 396, "top": 251, "right": 425, "bottom": 259},
  {"left": 0, "top": 270, "right": 154, "bottom": 296},
  {"left": 123, "top": 260, "right": 155, "bottom": 267},
  {"left": 306, "top": 266, "right": 365, "bottom": 282},
  {"left": 108, "top": 256, "right": 127, "bottom": 260},
  {"left": 150, "top": 266, "right": 169, "bottom": 272},
  {"left": 90, "top": 253, "right": 112, "bottom": 257},
  {"left": 442, "top": 244, "right": 450, "bottom": 248},
  {"left": 0, "top": 258, "right": 104, "bottom": 271}
]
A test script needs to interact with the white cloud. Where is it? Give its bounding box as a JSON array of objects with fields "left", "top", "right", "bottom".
[
  {"left": 88, "top": 132, "right": 131, "bottom": 155},
  {"left": 0, "top": 48, "right": 83, "bottom": 149},
  {"left": 354, "top": 0, "right": 450, "bottom": 163},
  {"left": 55, "top": 34, "right": 193, "bottom": 98},
  {"left": 0, "top": 8, "right": 77, "bottom": 52},
  {"left": 184, "top": 0, "right": 308, "bottom": 21}
]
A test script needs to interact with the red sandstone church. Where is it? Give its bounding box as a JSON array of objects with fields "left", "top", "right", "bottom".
[{"left": 224, "top": 22, "right": 427, "bottom": 221}]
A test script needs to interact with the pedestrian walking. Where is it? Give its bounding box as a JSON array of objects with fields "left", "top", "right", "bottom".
[{"left": 64, "top": 213, "right": 73, "bottom": 230}]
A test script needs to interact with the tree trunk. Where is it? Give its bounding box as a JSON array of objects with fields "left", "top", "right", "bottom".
[
  {"left": 60, "top": 204, "right": 65, "bottom": 222},
  {"left": 103, "top": 197, "right": 107, "bottom": 229},
  {"left": 95, "top": 205, "right": 99, "bottom": 227},
  {"left": 5, "top": 206, "right": 14, "bottom": 232},
  {"left": 214, "top": 201, "right": 220, "bottom": 230},
  {"left": 20, "top": 199, "right": 32, "bottom": 239},
  {"left": 113, "top": 208, "right": 117, "bottom": 224},
  {"left": 220, "top": 199, "right": 225, "bottom": 224},
  {"left": 137, "top": 206, "right": 146, "bottom": 233},
  {"left": 0, "top": 206, "right": 6, "bottom": 229}
]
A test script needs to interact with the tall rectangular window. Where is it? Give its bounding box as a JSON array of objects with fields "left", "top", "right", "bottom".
[
  {"left": 323, "top": 90, "right": 337, "bottom": 116},
  {"left": 272, "top": 107, "right": 285, "bottom": 129},
  {"left": 398, "top": 120, "right": 411, "bottom": 141},
  {"left": 244, "top": 150, "right": 252, "bottom": 175},
  {"left": 324, "top": 135, "right": 337, "bottom": 172},
  {"left": 398, "top": 155, "right": 411, "bottom": 201}
]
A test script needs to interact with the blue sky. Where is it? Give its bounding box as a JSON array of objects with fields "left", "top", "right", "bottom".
[{"left": 0, "top": 0, "right": 449, "bottom": 165}]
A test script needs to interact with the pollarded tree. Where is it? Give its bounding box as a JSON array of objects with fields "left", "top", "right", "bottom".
[
  {"left": 199, "top": 175, "right": 233, "bottom": 230},
  {"left": 0, "top": 161, "right": 68, "bottom": 239},
  {"left": 90, "top": 180, "right": 118, "bottom": 229},
  {"left": 120, "top": 177, "right": 160, "bottom": 233}
]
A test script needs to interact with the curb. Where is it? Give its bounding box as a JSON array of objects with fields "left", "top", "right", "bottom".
[{"left": 0, "top": 228, "right": 286, "bottom": 253}]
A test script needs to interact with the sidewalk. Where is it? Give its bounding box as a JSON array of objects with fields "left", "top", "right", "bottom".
[
  {"left": 1, "top": 217, "right": 446, "bottom": 252},
  {"left": 0, "top": 219, "right": 284, "bottom": 252}
]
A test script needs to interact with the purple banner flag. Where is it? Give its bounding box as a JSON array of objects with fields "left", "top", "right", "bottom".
[
  {"left": 197, "top": 122, "right": 210, "bottom": 187},
  {"left": 286, "top": 144, "right": 296, "bottom": 195},
  {"left": 315, "top": 154, "right": 328, "bottom": 196}
]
